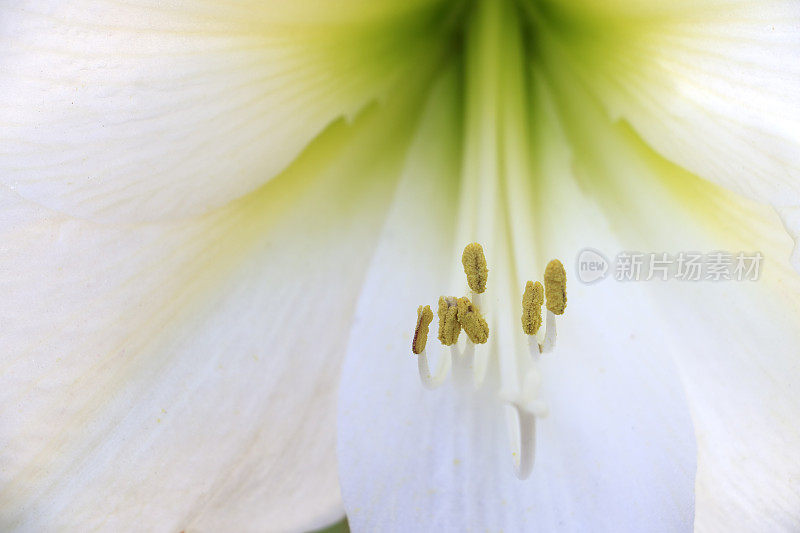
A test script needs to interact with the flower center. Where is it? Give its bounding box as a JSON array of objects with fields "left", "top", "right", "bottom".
[
  {"left": 409, "top": 0, "right": 571, "bottom": 480},
  {"left": 411, "top": 243, "right": 567, "bottom": 480}
]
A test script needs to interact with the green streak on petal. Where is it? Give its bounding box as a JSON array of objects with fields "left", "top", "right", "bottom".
[{"left": 310, "top": 518, "right": 349, "bottom": 533}]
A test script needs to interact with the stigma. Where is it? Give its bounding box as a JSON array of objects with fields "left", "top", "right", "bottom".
[{"left": 411, "top": 243, "right": 567, "bottom": 479}]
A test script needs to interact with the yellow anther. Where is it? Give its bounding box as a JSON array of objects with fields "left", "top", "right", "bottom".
[
  {"left": 521, "top": 280, "right": 544, "bottom": 335},
  {"left": 461, "top": 242, "right": 488, "bottom": 293},
  {"left": 412, "top": 305, "right": 433, "bottom": 355},
  {"left": 457, "top": 297, "right": 489, "bottom": 344},
  {"left": 544, "top": 259, "right": 567, "bottom": 315},
  {"left": 437, "top": 296, "right": 461, "bottom": 346}
]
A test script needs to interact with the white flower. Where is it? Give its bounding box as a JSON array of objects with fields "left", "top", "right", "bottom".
[{"left": 1, "top": 0, "right": 798, "bottom": 531}]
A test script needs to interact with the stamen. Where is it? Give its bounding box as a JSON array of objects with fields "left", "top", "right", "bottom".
[
  {"left": 544, "top": 259, "right": 567, "bottom": 315},
  {"left": 542, "top": 259, "right": 567, "bottom": 353},
  {"left": 437, "top": 296, "right": 461, "bottom": 346},
  {"left": 461, "top": 242, "right": 488, "bottom": 293},
  {"left": 411, "top": 241, "right": 568, "bottom": 478},
  {"left": 540, "top": 310, "right": 558, "bottom": 354},
  {"left": 412, "top": 305, "right": 433, "bottom": 355},
  {"left": 520, "top": 280, "right": 544, "bottom": 335},
  {"left": 456, "top": 296, "right": 489, "bottom": 344},
  {"left": 418, "top": 346, "right": 454, "bottom": 390},
  {"left": 527, "top": 334, "right": 543, "bottom": 356}
]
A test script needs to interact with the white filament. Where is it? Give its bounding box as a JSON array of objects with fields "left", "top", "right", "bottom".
[
  {"left": 417, "top": 346, "right": 453, "bottom": 390},
  {"left": 540, "top": 310, "right": 557, "bottom": 353},
  {"left": 507, "top": 404, "right": 537, "bottom": 479}
]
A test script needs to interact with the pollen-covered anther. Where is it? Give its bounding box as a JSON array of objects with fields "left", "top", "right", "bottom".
[
  {"left": 457, "top": 297, "right": 489, "bottom": 344},
  {"left": 521, "top": 281, "right": 544, "bottom": 335},
  {"left": 544, "top": 259, "right": 567, "bottom": 315},
  {"left": 461, "top": 242, "right": 488, "bottom": 293},
  {"left": 412, "top": 305, "right": 433, "bottom": 355},
  {"left": 437, "top": 296, "right": 461, "bottom": 346}
]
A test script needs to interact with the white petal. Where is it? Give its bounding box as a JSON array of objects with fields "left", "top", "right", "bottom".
[
  {"left": 647, "top": 233, "right": 800, "bottom": 532},
  {"left": 541, "top": 0, "right": 800, "bottom": 205},
  {"left": 535, "top": 0, "right": 800, "bottom": 267},
  {"left": 0, "top": 82, "right": 430, "bottom": 531},
  {"left": 336, "top": 69, "right": 696, "bottom": 531},
  {"left": 0, "top": 0, "right": 450, "bottom": 222},
  {"left": 539, "top": 66, "right": 800, "bottom": 530}
]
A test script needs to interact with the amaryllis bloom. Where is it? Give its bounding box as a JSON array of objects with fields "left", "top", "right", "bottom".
[{"left": 1, "top": 0, "right": 798, "bottom": 531}]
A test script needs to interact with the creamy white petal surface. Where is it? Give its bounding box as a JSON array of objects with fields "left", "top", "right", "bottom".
[
  {"left": 542, "top": 68, "right": 800, "bottom": 531},
  {"left": 535, "top": 0, "right": 800, "bottom": 263},
  {"left": 650, "top": 232, "right": 800, "bottom": 533},
  {"left": 0, "top": 83, "right": 435, "bottom": 530},
  {"left": 0, "top": 0, "right": 449, "bottom": 223},
  {"left": 337, "top": 68, "right": 697, "bottom": 532}
]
